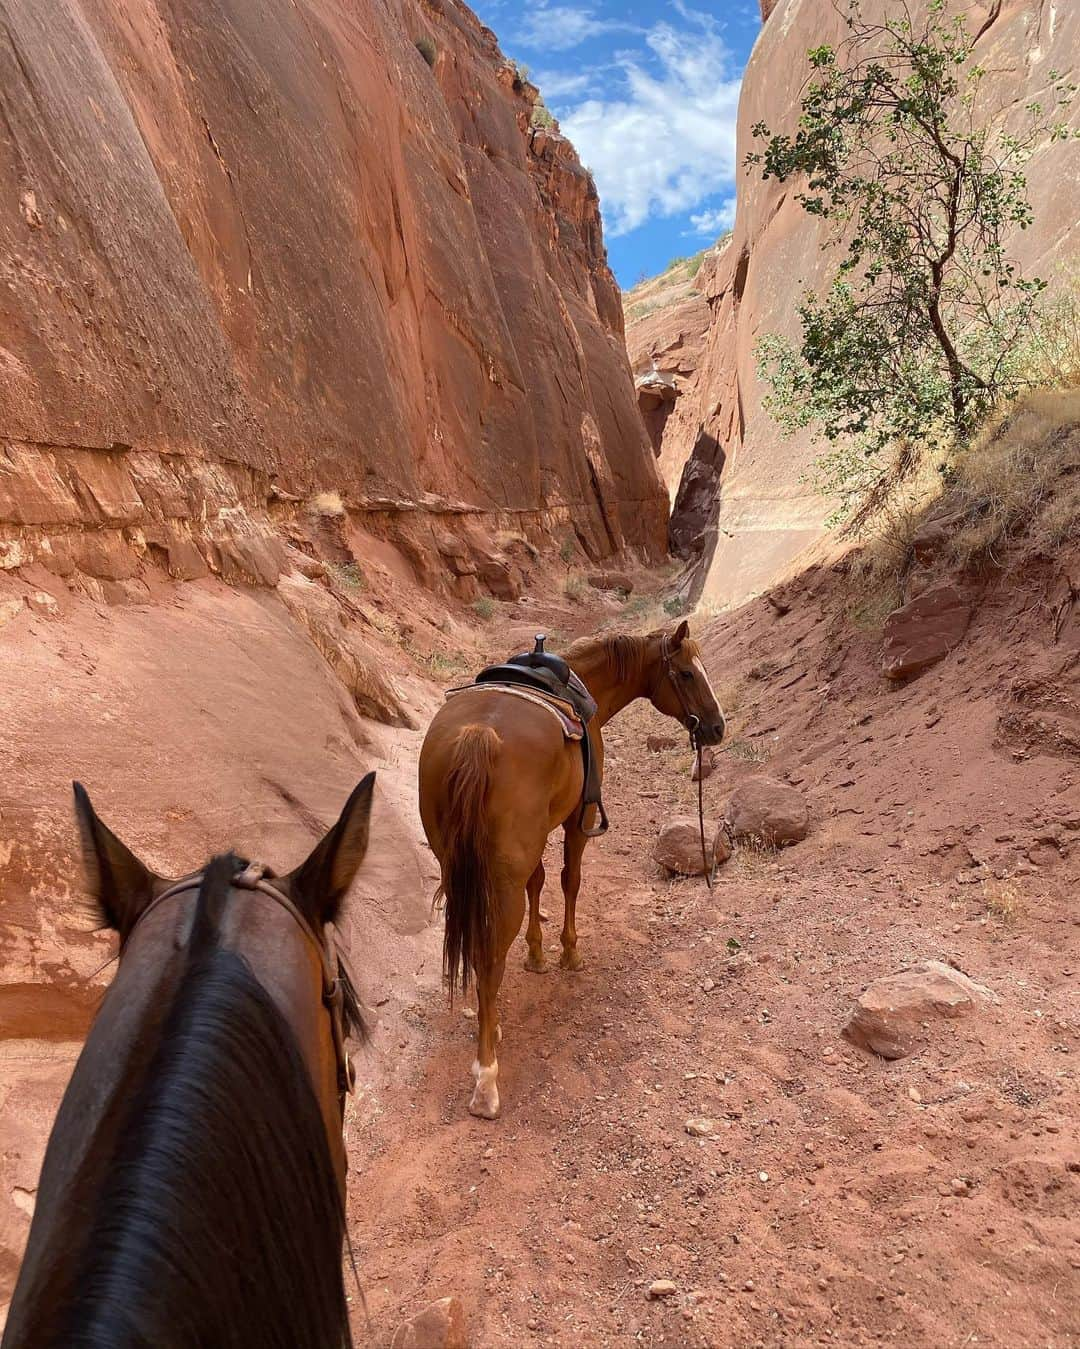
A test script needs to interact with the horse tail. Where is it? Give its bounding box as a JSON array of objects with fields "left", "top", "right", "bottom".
[{"left": 439, "top": 723, "right": 501, "bottom": 999}]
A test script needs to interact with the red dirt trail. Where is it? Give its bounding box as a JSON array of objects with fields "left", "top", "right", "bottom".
[{"left": 344, "top": 559, "right": 1080, "bottom": 1348}]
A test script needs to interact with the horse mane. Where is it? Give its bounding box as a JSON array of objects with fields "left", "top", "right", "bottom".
[
  {"left": 566, "top": 632, "right": 649, "bottom": 684},
  {"left": 566, "top": 628, "right": 701, "bottom": 683},
  {"left": 29, "top": 854, "right": 353, "bottom": 1349}
]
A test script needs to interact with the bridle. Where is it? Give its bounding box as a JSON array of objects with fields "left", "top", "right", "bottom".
[
  {"left": 655, "top": 634, "right": 718, "bottom": 889},
  {"left": 129, "top": 862, "right": 357, "bottom": 1110}
]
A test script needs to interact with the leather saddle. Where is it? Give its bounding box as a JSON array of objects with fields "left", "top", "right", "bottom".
[{"left": 472, "top": 635, "right": 607, "bottom": 836}]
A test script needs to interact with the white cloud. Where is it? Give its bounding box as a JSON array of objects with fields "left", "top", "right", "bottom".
[
  {"left": 556, "top": 7, "right": 742, "bottom": 237},
  {"left": 514, "top": 5, "right": 636, "bottom": 53},
  {"left": 531, "top": 69, "right": 595, "bottom": 99},
  {"left": 687, "top": 199, "right": 736, "bottom": 236}
]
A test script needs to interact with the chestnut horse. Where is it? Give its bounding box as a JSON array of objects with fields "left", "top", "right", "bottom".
[
  {"left": 419, "top": 621, "right": 724, "bottom": 1118},
  {"left": 3, "top": 776, "right": 374, "bottom": 1349}
]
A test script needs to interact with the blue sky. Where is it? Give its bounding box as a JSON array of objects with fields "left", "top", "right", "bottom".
[{"left": 470, "top": 1, "right": 762, "bottom": 287}]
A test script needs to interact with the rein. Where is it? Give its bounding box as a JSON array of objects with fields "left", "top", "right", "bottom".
[
  {"left": 657, "top": 636, "right": 716, "bottom": 889},
  {"left": 131, "top": 863, "right": 357, "bottom": 1105}
]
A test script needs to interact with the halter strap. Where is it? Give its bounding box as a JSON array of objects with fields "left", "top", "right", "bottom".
[{"left": 130, "top": 863, "right": 356, "bottom": 1104}]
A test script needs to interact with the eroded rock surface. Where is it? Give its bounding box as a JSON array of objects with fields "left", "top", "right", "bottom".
[{"left": 0, "top": 0, "right": 665, "bottom": 590}]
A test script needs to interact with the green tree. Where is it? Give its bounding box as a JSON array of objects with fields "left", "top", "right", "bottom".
[{"left": 745, "top": 0, "right": 1075, "bottom": 521}]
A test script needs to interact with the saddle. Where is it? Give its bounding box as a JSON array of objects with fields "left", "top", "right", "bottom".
[{"left": 464, "top": 635, "right": 608, "bottom": 837}]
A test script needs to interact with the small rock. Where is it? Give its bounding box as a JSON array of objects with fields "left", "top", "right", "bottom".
[
  {"left": 685, "top": 1118, "right": 715, "bottom": 1137},
  {"left": 725, "top": 777, "right": 810, "bottom": 847},
  {"left": 588, "top": 570, "right": 634, "bottom": 594},
  {"left": 391, "top": 1297, "right": 467, "bottom": 1349},
  {"left": 692, "top": 749, "right": 716, "bottom": 782},
  {"left": 647, "top": 1280, "right": 678, "bottom": 1300},
  {"left": 844, "top": 960, "right": 994, "bottom": 1060}
]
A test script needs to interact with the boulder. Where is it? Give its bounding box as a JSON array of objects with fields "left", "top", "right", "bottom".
[
  {"left": 691, "top": 748, "right": 716, "bottom": 782},
  {"left": 882, "top": 584, "right": 971, "bottom": 679},
  {"left": 390, "top": 1298, "right": 467, "bottom": 1349},
  {"left": 654, "top": 816, "right": 733, "bottom": 876},
  {"left": 587, "top": 570, "right": 633, "bottom": 594},
  {"left": 725, "top": 777, "right": 809, "bottom": 846},
  {"left": 646, "top": 734, "right": 679, "bottom": 752},
  {"left": 844, "top": 960, "right": 994, "bottom": 1060},
  {"left": 910, "top": 512, "right": 963, "bottom": 565}
]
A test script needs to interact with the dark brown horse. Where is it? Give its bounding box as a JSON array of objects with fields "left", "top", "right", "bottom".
[
  {"left": 2, "top": 776, "right": 375, "bottom": 1349},
  {"left": 419, "top": 621, "right": 724, "bottom": 1118}
]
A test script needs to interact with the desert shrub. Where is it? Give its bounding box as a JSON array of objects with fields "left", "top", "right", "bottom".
[
  {"left": 472, "top": 596, "right": 495, "bottom": 621},
  {"left": 564, "top": 572, "right": 587, "bottom": 603},
  {"left": 328, "top": 561, "right": 366, "bottom": 590},
  {"left": 309, "top": 490, "right": 345, "bottom": 518},
  {"left": 531, "top": 101, "right": 556, "bottom": 130},
  {"left": 414, "top": 35, "right": 437, "bottom": 68}
]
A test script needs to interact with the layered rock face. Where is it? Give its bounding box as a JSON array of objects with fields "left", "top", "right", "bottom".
[
  {"left": 0, "top": 0, "right": 666, "bottom": 590},
  {"left": 656, "top": 0, "right": 1079, "bottom": 607}
]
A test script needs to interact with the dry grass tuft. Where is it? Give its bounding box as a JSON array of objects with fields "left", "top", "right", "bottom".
[
  {"left": 309, "top": 490, "right": 346, "bottom": 518},
  {"left": 563, "top": 572, "right": 588, "bottom": 604},
  {"left": 947, "top": 389, "right": 1080, "bottom": 568},
  {"left": 983, "top": 879, "right": 1023, "bottom": 926}
]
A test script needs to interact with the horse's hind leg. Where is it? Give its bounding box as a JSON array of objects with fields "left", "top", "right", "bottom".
[
  {"left": 470, "top": 886, "right": 525, "bottom": 1119},
  {"left": 559, "top": 820, "right": 590, "bottom": 971},
  {"left": 523, "top": 861, "right": 548, "bottom": 973}
]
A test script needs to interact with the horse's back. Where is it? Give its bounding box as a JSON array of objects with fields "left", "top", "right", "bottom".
[{"left": 419, "top": 690, "right": 583, "bottom": 863}]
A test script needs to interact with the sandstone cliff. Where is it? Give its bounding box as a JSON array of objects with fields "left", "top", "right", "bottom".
[
  {"left": 641, "top": 0, "right": 1079, "bottom": 607},
  {"left": 0, "top": 0, "right": 666, "bottom": 596},
  {"left": 623, "top": 248, "right": 720, "bottom": 494}
]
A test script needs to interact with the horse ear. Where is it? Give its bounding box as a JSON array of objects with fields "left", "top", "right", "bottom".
[
  {"left": 672, "top": 619, "right": 690, "bottom": 646},
  {"left": 285, "top": 774, "right": 376, "bottom": 924},
  {"left": 73, "top": 782, "right": 161, "bottom": 937}
]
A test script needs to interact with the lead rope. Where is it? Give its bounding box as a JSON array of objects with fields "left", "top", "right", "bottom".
[{"left": 687, "top": 716, "right": 715, "bottom": 890}]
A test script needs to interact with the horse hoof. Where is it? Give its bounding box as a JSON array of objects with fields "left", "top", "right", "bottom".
[
  {"left": 469, "top": 1060, "right": 500, "bottom": 1119},
  {"left": 560, "top": 948, "right": 584, "bottom": 972},
  {"left": 524, "top": 953, "right": 549, "bottom": 974}
]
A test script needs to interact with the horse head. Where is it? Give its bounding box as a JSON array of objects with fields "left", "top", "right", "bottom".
[
  {"left": 6, "top": 776, "right": 376, "bottom": 1349},
  {"left": 648, "top": 619, "right": 726, "bottom": 746}
]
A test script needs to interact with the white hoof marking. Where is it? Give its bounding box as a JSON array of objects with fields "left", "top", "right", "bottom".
[{"left": 469, "top": 1058, "right": 500, "bottom": 1119}]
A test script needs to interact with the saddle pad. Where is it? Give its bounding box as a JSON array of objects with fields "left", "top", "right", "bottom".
[{"left": 445, "top": 683, "right": 584, "bottom": 740}]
